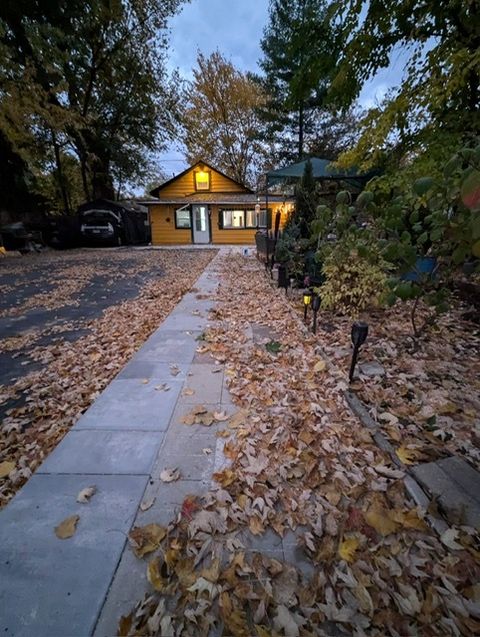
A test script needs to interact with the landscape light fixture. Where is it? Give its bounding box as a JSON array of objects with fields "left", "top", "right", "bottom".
[
  {"left": 349, "top": 321, "right": 369, "bottom": 382},
  {"left": 278, "top": 264, "right": 288, "bottom": 291},
  {"left": 312, "top": 294, "right": 321, "bottom": 334},
  {"left": 303, "top": 290, "right": 312, "bottom": 321}
]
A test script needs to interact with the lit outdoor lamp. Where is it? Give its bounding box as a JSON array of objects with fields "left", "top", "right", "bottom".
[
  {"left": 349, "top": 321, "right": 369, "bottom": 382},
  {"left": 311, "top": 294, "right": 321, "bottom": 334},
  {"left": 303, "top": 290, "right": 312, "bottom": 321}
]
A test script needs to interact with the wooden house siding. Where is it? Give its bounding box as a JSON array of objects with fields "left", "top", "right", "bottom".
[
  {"left": 149, "top": 202, "right": 290, "bottom": 245},
  {"left": 158, "top": 168, "right": 248, "bottom": 199},
  {"left": 150, "top": 205, "right": 191, "bottom": 245}
]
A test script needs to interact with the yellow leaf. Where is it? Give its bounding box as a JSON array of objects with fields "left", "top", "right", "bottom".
[
  {"left": 255, "top": 626, "right": 272, "bottom": 637},
  {"left": 128, "top": 523, "right": 167, "bottom": 558},
  {"left": 201, "top": 557, "right": 221, "bottom": 583},
  {"left": 213, "top": 468, "right": 236, "bottom": 486},
  {"left": 365, "top": 504, "right": 398, "bottom": 536},
  {"left": 249, "top": 516, "right": 265, "bottom": 535},
  {"left": 147, "top": 557, "right": 168, "bottom": 592},
  {"left": 338, "top": 536, "right": 359, "bottom": 562},
  {"left": 0, "top": 460, "right": 15, "bottom": 478},
  {"left": 117, "top": 614, "right": 133, "bottom": 637},
  {"left": 393, "top": 508, "right": 428, "bottom": 531},
  {"left": 313, "top": 360, "right": 327, "bottom": 373},
  {"left": 396, "top": 445, "right": 420, "bottom": 465},
  {"left": 55, "top": 515, "right": 79, "bottom": 539}
]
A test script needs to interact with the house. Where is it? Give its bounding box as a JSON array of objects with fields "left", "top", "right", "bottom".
[{"left": 144, "top": 160, "right": 294, "bottom": 245}]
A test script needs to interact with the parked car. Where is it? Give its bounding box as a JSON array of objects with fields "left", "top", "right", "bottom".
[{"left": 78, "top": 199, "right": 150, "bottom": 246}]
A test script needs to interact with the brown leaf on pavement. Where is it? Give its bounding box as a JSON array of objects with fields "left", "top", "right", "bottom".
[{"left": 55, "top": 515, "right": 79, "bottom": 539}]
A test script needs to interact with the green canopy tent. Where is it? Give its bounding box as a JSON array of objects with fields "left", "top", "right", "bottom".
[{"left": 265, "top": 157, "right": 376, "bottom": 189}]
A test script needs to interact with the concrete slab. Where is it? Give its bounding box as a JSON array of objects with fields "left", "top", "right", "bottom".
[
  {"left": 412, "top": 457, "right": 480, "bottom": 527},
  {"left": 116, "top": 360, "right": 188, "bottom": 380},
  {"left": 133, "top": 330, "right": 201, "bottom": 363},
  {"left": 153, "top": 451, "right": 216, "bottom": 482},
  {"left": 168, "top": 401, "right": 238, "bottom": 436},
  {"left": 160, "top": 312, "right": 210, "bottom": 332},
  {"left": 74, "top": 378, "right": 184, "bottom": 431},
  {"left": 38, "top": 430, "right": 163, "bottom": 475},
  {"left": 180, "top": 363, "right": 224, "bottom": 403},
  {"left": 0, "top": 473, "right": 146, "bottom": 637}
]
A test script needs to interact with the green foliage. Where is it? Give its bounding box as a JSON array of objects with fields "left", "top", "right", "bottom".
[
  {"left": 331, "top": 0, "right": 480, "bottom": 171},
  {"left": 320, "top": 234, "right": 387, "bottom": 317},
  {"left": 258, "top": 0, "right": 340, "bottom": 160},
  {"left": 294, "top": 159, "right": 318, "bottom": 236},
  {"left": 0, "top": 0, "right": 184, "bottom": 212}
]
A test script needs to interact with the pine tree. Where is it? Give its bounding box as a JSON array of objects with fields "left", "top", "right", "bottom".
[{"left": 259, "top": 0, "right": 340, "bottom": 162}]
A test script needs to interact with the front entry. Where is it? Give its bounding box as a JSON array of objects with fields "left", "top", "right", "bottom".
[{"left": 191, "top": 205, "right": 210, "bottom": 244}]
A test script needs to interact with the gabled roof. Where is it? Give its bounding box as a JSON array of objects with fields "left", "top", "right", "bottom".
[{"left": 149, "top": 160, "right": 253, "bottom": 197}]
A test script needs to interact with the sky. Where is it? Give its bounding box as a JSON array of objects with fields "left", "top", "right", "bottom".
[{"left": 157, "top": 0, "right": 402, "bottom": 178}]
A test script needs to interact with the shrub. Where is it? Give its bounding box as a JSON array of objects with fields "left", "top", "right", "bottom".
[{"left": 320, "top": 234, "right": 387, "bottom": 317}]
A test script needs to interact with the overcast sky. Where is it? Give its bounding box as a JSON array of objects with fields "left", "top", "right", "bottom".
[{"left": 158, "top": 0, "right": 401, "bottom": 177}]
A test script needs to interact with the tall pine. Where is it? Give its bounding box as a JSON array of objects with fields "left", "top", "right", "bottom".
[{"left": 259, "top": 0, "right": 339, "bottom": 162}]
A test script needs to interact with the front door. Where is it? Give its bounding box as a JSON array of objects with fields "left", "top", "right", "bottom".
[{"left": 191, "top": 205, "right": 210, "bottom": 244}]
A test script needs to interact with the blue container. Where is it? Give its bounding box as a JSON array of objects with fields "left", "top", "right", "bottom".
[{"left": 402, "top": 256, "right": 437, "bottom": 282}]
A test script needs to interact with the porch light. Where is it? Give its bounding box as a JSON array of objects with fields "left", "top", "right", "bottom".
[
  {"left": 349, "top": 321, "right": 369, "bottom": 382},
  {"left": 303, "top": 290, "right": 312, "bottom": 321},
  {"left": 312, "top": 294, "right": 321, "bottom": 334},
  {"left": 195, "top": 170, "right": 210, "bottom": 191}
]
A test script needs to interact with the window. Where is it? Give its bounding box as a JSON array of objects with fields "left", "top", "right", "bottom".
[
  {"left": 222, "top": 209, "right": 268, "bottom": 229},
  {"left": 194, "top": 170, "right": 210, "bottom": 191},
  {"left": 175, "top": 207, "right": 191, "bottom": 229},
  {"left": 222, "top": 209, "right": 245, "bottom": 228}
]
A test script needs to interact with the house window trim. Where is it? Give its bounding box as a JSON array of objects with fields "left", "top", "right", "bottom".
[
  {"left": 193, "top": 169, "right": 211, "bottom": 192},
  {"left": 174, "top": 206, "right": 192, "bottom": 229},
  {"left": 220, "top": 208, "right": 269, "bottom": 229}
]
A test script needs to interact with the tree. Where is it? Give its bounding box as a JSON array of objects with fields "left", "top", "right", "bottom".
[
  {"left": 308, "top": 108, "right": 363, "bottom": 160},
  {"left": 180, "top": 51, "right": 267, "bottom": 186},
  {"left": 295, "top": 159, "right": 318, "bottom": 235},
  {"left": 330, "top": 0, "right": 480, "bottom": 170},
  {"left": 0, "top": 0, "right": 184, "bottom": 213},
  {"left": 259, "top": 0, "right": 340, "bottom": 161}
]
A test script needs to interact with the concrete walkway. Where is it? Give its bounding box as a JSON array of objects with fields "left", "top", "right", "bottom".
[{"left": 0, "top": 248, "right": 244, "bottom": 637}]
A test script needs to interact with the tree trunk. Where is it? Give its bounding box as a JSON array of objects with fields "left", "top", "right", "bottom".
[
  {"left": 51, "top": 129, "right": 70, "bottom": 215},
  {"left": 298, "top": 102, "right": 304, "bottom": 160}
]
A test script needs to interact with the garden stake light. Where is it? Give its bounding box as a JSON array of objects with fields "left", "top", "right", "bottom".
[
  {"left": 311, "top": 294, "right": 321, "bottom": 334},
  {"left": 349, "top": 321, "right": 369, "bottom": 382},
  {"left": 303, "top": 290, "right": 312, "bottom": 321}
]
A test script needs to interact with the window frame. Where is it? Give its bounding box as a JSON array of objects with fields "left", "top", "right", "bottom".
[
  {"left": 221, "top": 208, "right": 268, "bottom": 229},
  {"left": 174, "top": 207, "right": 192, "bottom": 229}
]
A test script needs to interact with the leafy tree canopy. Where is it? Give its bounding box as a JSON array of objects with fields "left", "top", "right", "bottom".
[
  {"left": 331, "top": 0, "right": 480, "bottom": 170},
  {"left": 179, "top": 51, "right": 267, "bottom": 187}
]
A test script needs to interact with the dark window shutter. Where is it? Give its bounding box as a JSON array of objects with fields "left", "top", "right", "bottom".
[
  {"left": 267, "top": 208, "right": 273, "bottom": 229},
  {"left": 218, "top": 210, "right": 224, "bottom": 229}
]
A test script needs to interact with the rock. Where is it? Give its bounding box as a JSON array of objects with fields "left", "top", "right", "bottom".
[{"left": 359, "top": 361, "right": 386, "bottom": 377}]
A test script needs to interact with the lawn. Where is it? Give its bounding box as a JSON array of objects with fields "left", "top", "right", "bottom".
[{"left": 0, "top": 247, "right": 215, "bottom": 507}]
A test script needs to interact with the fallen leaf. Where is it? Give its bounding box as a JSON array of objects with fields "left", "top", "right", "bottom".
[
  {"left": 183, "top": 388, "right": 195, "bottom": 396},
  {"left": 128, "top": 523, "right": 167, "bottom": 558},
  {"left": 440, "top": 528, "right": 463, "bottom": 550},
  {"left": 202, "top": 447, "right": 213, "bottom": 455},
  {"left": 170, "top": 365, "right": 180, "bottom": 376},
  {"left": 160, "top": 468, "right": 181, "bottom": 483},
  {"left": 365, "top": 503, "right": 399, "bottom": 536},
  {"left": 313, "top": 359, "right": 327, "bottom": 372},
  {"left": 76, "top": 485, "right": 96, "bottom": 503},
  {"left": 338, "top": 536, "right": 359, "bottom": 562},
  {"left": 0, "top": 460, "right": 15, "bottom": 478},
  {"left": 213, "top": 410, "right": 229, "bottom": 421},
  {"left": 396, "top": 445, "right": 420, "bottom": 465},
  {"left": 141, "top": 378, "right": 149, "bottom": 384},
  {"left": 147, "top": 557, "right": 168, "bottom": 591},
  {"left": 212, "top": 468, "right": 236, "bottom": 487},
  {"left": 140, "top": 497, "right": 156, "bottom": 511},
  {"left": 155, "top": 383, "right": 170, "bottom": 391},
  {"left": 55, "top": 515, "right": 79, "bottom": 539}
]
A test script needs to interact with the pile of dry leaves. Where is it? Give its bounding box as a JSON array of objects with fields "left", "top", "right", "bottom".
[
  {"left": 121, "top": 254, "right": 480, "bottom": 636},
  {"left": 0, "top": 249, "right": 215, "bottom": 506}
]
